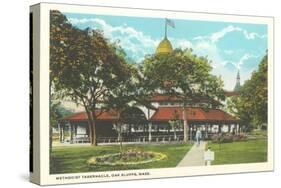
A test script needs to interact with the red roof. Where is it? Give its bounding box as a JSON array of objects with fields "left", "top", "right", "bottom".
[
  {"left": 148, "top": 95, "right": 222, "bottom": 106},
  {"left": 150, "top": 107, "right": 238, "bottom": 122},
  {"left": 63, "top": 110, "right": 119, "bottom": 121},
  {"left": 63, "top": 107, "right": 238, "bottom": 123}
]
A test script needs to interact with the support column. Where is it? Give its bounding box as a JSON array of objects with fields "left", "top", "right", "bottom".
[
  {"left": 117, "top": 123, "right": 121, "bottom": 142},
  {"left": 210, "top": 124, "right": 213, "bottom": 134},
  {"left": 129, "top": 124, "right": 132, "bottom": 135},
  {"left": 183, "top": 107, "right": 189, "bottom": 143},
  {"left": 74, "top": 124, "right": 77, "bottom": 143},
  {"left": 70, "top": 123, "right": 73, "bottom": 143},
  {"left": 148, "top": 123, "right": 152, "bottom": 142},
  {"left": 86, "top": 124, "right": 90, "bottom": 139},
  {"left": 157, "top": 125, "right": 159, "bottom": 133},
  {"left": 58, "top": 123, "right": 62, "bottom": 143},
  {"left": 206, "top": 124, "right": 210, "bottom": 139},
  {"left": 61, "top": 124, "right": 65, "bottom": 142},
  {"left": 189, "top": 124, "right": 192, "bottom": 141},
  {"left": 218, "top": 124, "right": 222, "bottom": 133}
]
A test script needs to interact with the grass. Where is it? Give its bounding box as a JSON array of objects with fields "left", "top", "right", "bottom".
[
  {"left": 50, "top": 143, "right": 191, "bottom": 174},
  {"left": 207, "top": 139, "right": 267, "bottom": 165},
  {"left": 248, "top": 129, "right": 268, "bottom": 139}
]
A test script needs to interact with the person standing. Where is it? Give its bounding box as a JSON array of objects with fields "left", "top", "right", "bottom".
[{"left": 195, "top": 128, "right": 202, "bottom": 146}]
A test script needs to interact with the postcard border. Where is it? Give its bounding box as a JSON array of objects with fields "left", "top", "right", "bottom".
[{"left": 37, "top": 2, "right": 274, "bottom": 185}]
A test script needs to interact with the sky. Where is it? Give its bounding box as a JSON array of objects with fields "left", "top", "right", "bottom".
[{"left": 63, "top": 12, "right": 268, "bottom": 91}]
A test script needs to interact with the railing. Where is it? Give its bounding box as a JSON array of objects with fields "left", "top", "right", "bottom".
[
  {"left": 95, "top": 134, "right": 185, "bottom": 143},
  {"left": 69, "top": 132, "right": 238, "bottom": 144}
]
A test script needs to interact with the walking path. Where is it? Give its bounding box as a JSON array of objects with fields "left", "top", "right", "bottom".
[{"left": 177, "top": 141, "right": 206, "bottom": 167}]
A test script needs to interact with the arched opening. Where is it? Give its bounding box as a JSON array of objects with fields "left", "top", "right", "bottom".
[
  {"left": 118, "top": 107, "right": 148, "bottom": 142},
  {"left": 120, "top": 107, "right": 147, "bottom": 124}
]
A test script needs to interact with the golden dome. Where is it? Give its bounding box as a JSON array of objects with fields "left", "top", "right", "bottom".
[{"left": 156, "top": 37, "right": 173, "bottom": 54}]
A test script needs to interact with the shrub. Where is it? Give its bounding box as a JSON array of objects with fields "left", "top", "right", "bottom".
[
  {"left": 211, "top": 133, "right": 247, "bottom": 143},
  {"left": 220, "top": 134, "right": 233, "bottom": 143},
  {"left": 211, "top": 134, "right": 221, "bottom": 143},
  {"left": 233, "top": 134, "right": 247, "bottom": 141}
]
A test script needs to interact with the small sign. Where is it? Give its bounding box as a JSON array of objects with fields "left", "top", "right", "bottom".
[{"left": 204, "top": 150, "right": 215, "bottom": 161}]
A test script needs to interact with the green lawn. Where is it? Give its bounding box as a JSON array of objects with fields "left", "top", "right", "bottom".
[
  {"left": 248, "top": 129, "right": 268, "bottom": 139},
  {"left": 50, "top": 143, "right": 191, "bottom": 174},
  {"left": 207, "top": 139, "right": 267, "bottom": 165}
]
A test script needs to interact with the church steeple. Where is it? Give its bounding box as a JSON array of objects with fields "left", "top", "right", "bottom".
[{"left": 234, "top": 70, "right": 241, "bottom": 91}]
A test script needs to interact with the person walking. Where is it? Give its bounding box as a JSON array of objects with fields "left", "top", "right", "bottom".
[{"left": 195, "top": 128, "right": 202, "bottom": 146}]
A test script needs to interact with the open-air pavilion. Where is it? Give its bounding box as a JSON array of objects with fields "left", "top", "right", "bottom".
[{"left": 59, "top": 103, "right": 240, "bottom": 144}]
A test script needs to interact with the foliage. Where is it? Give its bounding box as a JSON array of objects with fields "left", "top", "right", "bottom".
[
  {"left": 50, "top": 94, "right": 73, "bottom": 151},
  {"left": 142, "top": 48, "right": 225, "bottom": 142},
  {"left": 168, "top": 109, "right": 183, "bottom": 139},
  {"left": 142, "top": 49, "right": 225, "bottom": 104},
  {"left": 227, "top": 54, "right": 268, "bottom": 129},
  {"left": 211, "top": 133, "right": 247, "bottom": 143},
  {"left": 50, "top": 94, "right": 74, "bottom": 128},
  {"left": 50, "top": 10, "right": 136, "bottom": 145}
]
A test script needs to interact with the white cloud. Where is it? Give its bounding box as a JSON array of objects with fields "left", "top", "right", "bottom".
[
  {"left": 68, "top": 17, "right": 159, "bottom": 62},
  {"left": 243, "top": 30, "right": 267, "bottom": 40},
  {"left": 195, "top": 41, "right": 211, "bottom": 50},
  {"left": 190, "top": 39, "right": 259, "bottom": 90},
  {"left": 211, "top": 25, "right": 240, "bottom": 43},
  {"left": 170, "top": 38, "right": 193, "bottom": 49},
  {"left": 193, "top": 25, "right": 267, "bottom": 43},
  {"left": 237, "top": 53, "right": 259, "bottom": 69},
  {"left": 223, "top": 53, "right": 259, "bottom": 70}
]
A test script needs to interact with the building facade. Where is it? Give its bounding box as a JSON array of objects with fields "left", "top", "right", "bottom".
[{"left": 59, "top": 94, "right": 240, "bottom": 144}]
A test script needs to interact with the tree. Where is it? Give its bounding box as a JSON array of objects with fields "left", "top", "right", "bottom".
[
  {"left": 50, "top": 10, "right": 133, "bottom": 146},
  {"left": 49, "top": 93, "right": 73, "bottom": 151},
  {"left": 107, "top": 66, "right": 139, "bottom": 153},
  {"left": 227, "top": 54, "right": 268, "bottom": 130},
  {"left": 142, "top": 49, "right": 225, "bottom": 142},
  {"left": 168, "top": 109, "right": 182, "bottom": 140}
]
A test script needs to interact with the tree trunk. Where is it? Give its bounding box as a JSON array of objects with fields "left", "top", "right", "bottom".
[
  {"left": 119, "top": 123, "right": 123, "bottom": 155},
  {"left": 90, "top": 120, "right": 97, "bottom": 146},
  {"left": 183, "top": 107, "right": 189, "bottom": 143},
  {"left": 85, "top": 110, "right": 97, "bottom": 146}
]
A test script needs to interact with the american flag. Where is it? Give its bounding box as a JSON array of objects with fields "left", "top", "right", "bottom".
[{"left": 166, "top": 18, "right": 175, "bottom": 28}]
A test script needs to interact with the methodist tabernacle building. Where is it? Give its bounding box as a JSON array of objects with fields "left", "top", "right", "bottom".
[{"left": 58, "top": 34, "right": 240, "bottom": 144}]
